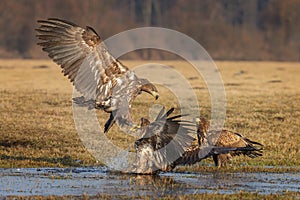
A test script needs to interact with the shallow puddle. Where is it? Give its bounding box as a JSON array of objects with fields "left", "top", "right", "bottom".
[{"left": 0, "top": 167, "right": 299, "bottom": 197}]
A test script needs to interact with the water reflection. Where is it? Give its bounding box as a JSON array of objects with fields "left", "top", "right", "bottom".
[
  {"left": 107, "top": 172, "right": 193, "bottom": 197},
  {"left": 0, "top": 168, "right": 299, "bottom": 197}
]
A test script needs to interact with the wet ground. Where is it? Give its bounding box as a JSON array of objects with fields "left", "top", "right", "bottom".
[{"left": 0, "top": 167, "right": 299, "bottom": 197}]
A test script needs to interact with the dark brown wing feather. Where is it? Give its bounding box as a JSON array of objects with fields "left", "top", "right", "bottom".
[
  {"left": 36, "top": 18, "right": 129, "bottom": 100},
  {"left": 196, "top": 117, "right": 263, "bottom": 167},
  {"left": 133, "top": 114, "right": 264, "bottom": 173},
  {"left": 134, "top": 107, "right": 195, "bottom": 173},
  {"left": 36, "top": 18, "right": 158, "bottom": 133},
  {"left": 215, "top": 130, "right": 263, "bottom": 158}
]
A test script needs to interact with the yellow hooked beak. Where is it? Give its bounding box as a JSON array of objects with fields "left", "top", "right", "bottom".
[{"left": 150, "top": 91, "right": 159, "bottom": 100}]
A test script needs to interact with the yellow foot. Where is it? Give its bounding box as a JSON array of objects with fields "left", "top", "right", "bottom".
[{"left": 130, "top": 125, "right": 141, "bottom": 132}]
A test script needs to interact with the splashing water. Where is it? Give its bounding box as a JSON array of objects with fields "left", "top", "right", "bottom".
[{"left": 106, "top": 146, "right": 136, "bottom": 173}]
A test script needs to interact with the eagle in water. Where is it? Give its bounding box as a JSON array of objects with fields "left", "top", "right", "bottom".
[
  {"left": 129, "top": 108, "right": 262, "bottom": 174},
  {"left": 196, "top": 117, "right": 263, "bottom": 167},
  {"left": 36, "top": 18, "right": 159, "bottom": 133},
  {"left": 129, "top": 107, "right": 195, "bottom": 174}
]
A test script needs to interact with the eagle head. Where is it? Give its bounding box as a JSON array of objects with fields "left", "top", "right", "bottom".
[
  {"left": 195, "top": 117, "right": 209, "bottom": 145},
  {"left": 140, "top": 79, "right": 159, "bottom": 100}
]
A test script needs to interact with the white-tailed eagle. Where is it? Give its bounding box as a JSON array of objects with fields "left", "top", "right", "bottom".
[
  {"left": 36, "top": 18, "right": 159, "bottom": 133},
  {"left": 130, "top": 107, "right": 195, "bottom": 174},
  {"left": 196, "top": 117, "right": 263, "bottom": 167}
]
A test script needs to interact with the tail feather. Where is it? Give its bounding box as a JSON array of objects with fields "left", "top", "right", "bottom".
[
  {"left": 244, "top": 138, "right": 263, "bottom": 149},
  {"left": 231, "top": 143, "right": 263, "bottom": 158}
]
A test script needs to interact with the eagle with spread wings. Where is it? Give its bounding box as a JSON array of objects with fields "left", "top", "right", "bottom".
[
  {"left": 196, "top": 117, "right": 263, "bottom": 167},
  {"left": 36, "top": 18, "right": 159, "bottom": 133},
  {"left": 129, "top": 107, "right": 195, "bottom": 174},
  {"left": 128, "top": 108, "right": 262, "bottom": 174}
]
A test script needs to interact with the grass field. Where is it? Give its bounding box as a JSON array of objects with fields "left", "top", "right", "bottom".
[
  {"left": 0, "top": 59, "right": 300, "bottom": 170},
  {"left": 6, "top": 191, "right": 300, "bottom": 200}
]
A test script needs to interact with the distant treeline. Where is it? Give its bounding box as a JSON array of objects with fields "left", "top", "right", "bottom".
[{"left": 0, "top": 0, "right": 299, "bottom": 61}]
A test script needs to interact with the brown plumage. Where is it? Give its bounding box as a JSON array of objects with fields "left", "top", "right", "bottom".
[
  {"left": 129, "top": 109, "right": 262, "bottom": 174},
  {"left": 36, "top": 18, "right": 159, "bottom": 133},
  {"left": 165, "top": 136, "right": 262, "bottom": 171},
  {"left": 196, "top": 117, "right": 263, "bottom": 167},
  {"left": 140, "top": 117, "right": 151, "bottom": 128},
  {"left": 131, "top": 107, "right": 195, "bottom": 174}
]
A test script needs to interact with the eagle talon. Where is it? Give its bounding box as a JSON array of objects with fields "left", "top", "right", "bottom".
[
  {"left": 36, "top": 18, "right": 159, "bottom": 133},
  {"left": 130, "top": 125, "right": 141, "bottom": 132}
]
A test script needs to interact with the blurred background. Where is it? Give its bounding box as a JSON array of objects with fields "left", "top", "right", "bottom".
[{"left": 0, "top": 0, "right": 299, "bottom": 61}]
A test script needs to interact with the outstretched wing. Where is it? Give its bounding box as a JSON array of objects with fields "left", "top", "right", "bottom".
[
  {"left": 36, "top": 18, "right": 129, "bottom": 100},
  {"left": 164, "top": 117, "right": 264, "bottom": 170},
  {"left": 134, "top": 107, "right": 195, "bottom": 173},
  {"left": 167, "top": 144, "right": 263, "bottom": 171},
  {"left": 36, "top": 18, "right": 159, "bottom": 134}
]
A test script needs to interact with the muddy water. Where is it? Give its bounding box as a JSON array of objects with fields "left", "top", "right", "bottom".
[{"left": 0, "top": 167, "right": 299, "bottom": 197}]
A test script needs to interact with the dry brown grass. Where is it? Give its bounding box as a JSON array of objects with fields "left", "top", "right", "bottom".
[
  {"left": 6, "top": 191, "right": 300, "bottom": 200},
  {"left": 0, "top": 59, "right": 299, "bottom": 168}
]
